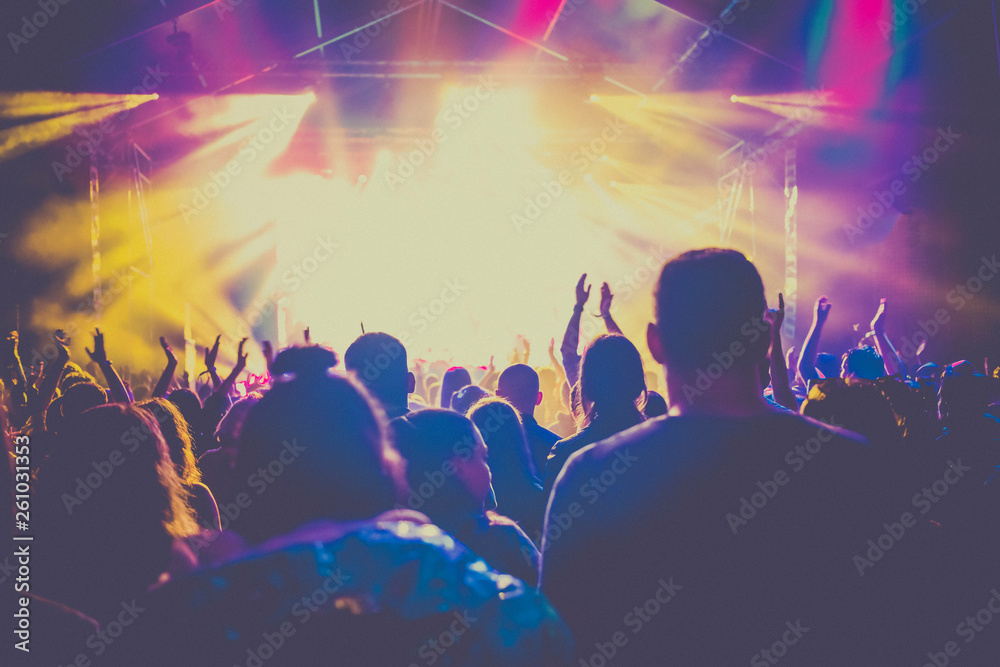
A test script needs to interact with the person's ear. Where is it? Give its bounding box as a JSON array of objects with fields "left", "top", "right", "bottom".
[
  {"left": 647, "top": 322, "right": 666, "bottom": 365},
  {"left": 536, "top": 391, "right": 543, "bottom": 406},
  {"left": 407, "top": 371, "right": 416, "bottom": 394}
]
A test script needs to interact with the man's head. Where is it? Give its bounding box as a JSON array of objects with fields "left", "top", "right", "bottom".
[
  {"left": 841, "top": 346, "right": 884, "bottom": 380},
  {"left": 344, "top": 333, "right": 415, "bottom": 418},
  {"left": 648, "top": 249, "right": 769, "bottom": 377},
  {"left": 497, "top": 364, "right": 542, "bottom": 418}
]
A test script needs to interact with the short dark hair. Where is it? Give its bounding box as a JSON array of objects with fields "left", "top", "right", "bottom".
[
  {"left": 344, "top": 333, "right": 408, "bottom": 407},
  {"left": 842, "top": 346, "right": 884, "bottom": 380},
  {"left": 654, "top": 248, "right": 768, "bottom": 372}
]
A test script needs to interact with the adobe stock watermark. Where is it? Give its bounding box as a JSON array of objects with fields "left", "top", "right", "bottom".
[
  {"left": 878, "top": 0, "right": 935, "bottom": 40},
  {"left": 844, "top": 127, "right": 961, "bottom": 243},
  {"left": 396, "top": 401, "right": 512, "bottom": 511},
  {"left": 338, "top": 0, "right": 402, "bottom": 60},
  {"left": 233, "top": 566, "right": 350, "bottom": 667},
  {"left": 409, "top": 610, "right": 478, "bottom": 666},
  {"left": 726, "top": 418, "right": 842, "bottom": 534},
  {"left": 887, "top": 254, "right": 999, "bottom": 366},
  {"left": 391, "top": 278, "right": 468, "bottom": 351},
  {"left": 59, "top": 402, "right": 173, "bottom": 515},
  {"left": 533, "top": 449, "right": 637, "bottom": 565},
  {"left": 384, "top": 75, "right": 500, "bottom": 190},
  {"left": 679, "top": 313, "right": 771, "bottom": 405},
  {"left": 511, "top": 117, "right": 627, "bottom": 232},
  {"left": 921, "top": 587, "right": 1000, "bottom": 667},
  {"left": 669, "top": 0, "right": 753, "bottom": 72},
  {"left": 852, "top": 458, "right": 972, "bottom": 576},
  {"left": 216, "top": 235, "right": 340, "bottom": 346},
  {"left": 7, "top": 0, "right": 72, "bottom": 54},
  {"left": 51, "top": 65, "right": 168, "bottom": 182},
  {"left": 578, "top": 577, "right": 682, "bottom": 667},
  {"left": 40, "top": 598, "right": 145, "bottom": 662},
  {"left": 543, "top": 0, "right": 587, "bottom": 27},
  {"left": 750, "top": 620, "right": 810, "bottom": 667},
  {"left": 180, "top": 106, "right": 300, "bottom": 223},
  {"left": 189, "top": 440, "right": 306, "bottom": 557}
]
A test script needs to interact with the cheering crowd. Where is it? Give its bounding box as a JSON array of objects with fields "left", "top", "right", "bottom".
[{"left": 3, "top": 248, "right": 1000, "bottom": 665}]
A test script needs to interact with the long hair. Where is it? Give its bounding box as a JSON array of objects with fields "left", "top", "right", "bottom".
[
  {"left": 232, "top": 371, "right": 404, "bottom": 545},
  {"left": 34, "top": 404, "right": 196, "bottom": 618},
  {"left": 139, "top": 397, "right": 201, "bottom": 486},
  {"left": 578, "top": 334, "right": 646, "bottom": 427},
  {"left": 468, "top": 396, "right": 540, "bottom": 491}
]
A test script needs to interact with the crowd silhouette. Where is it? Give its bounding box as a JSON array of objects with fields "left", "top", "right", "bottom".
[{"left": 3, "top": 247, "right": 1000, "bottom": 665}]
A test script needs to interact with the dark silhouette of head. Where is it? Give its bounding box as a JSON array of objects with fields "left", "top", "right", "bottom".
[
  {"left": 168, "top": 388, "right": 203, "bottom": 436},
  {"left": 468, "top": 397, "right": 541, "bottom": 496},
  {"left": 816, "top": 352, "right": 840, "bottom": 380},
  {"left": 271, "top": 345, "right": 339, "bottom": 380},
  {"left": 841, "top": 346, "right": 884, "bottom": 380},
  {"left": 643, "top": 391, "right": 668, "bottom": 418},
  {"left": 233, "top": 371, "right": 404, "bottom": 544},
  {"left": 344, "top": 333, "right": 414, "bottom": 419},
  {"left": 440, "top": 367, "right": 472, "bottom": 409},
  {"left": 939, "top": 367, "right": 991, "bottom": 425},
  {"left": 451, "top": 384, "right": 490, "bottom": 415},
  {"left": 496, "top": 364, "right": 542, "bottom": 418},
  {"left": 34, "top": 404, "right": 196, "bottom": 619},
  {"left": 650, "top": 248, "right": 768, "bottom": 376},
  {"left": 214, "top": 391, "right": 263, "bottom": 450},
  {"left": 579, "top": 334, "right": 646, "bottom": 426},
  {"left": 139, "top": 397, "right": 200, "bottom": 486},
  {"left": 391, "top": 409, "right": 491, "bottom": 520}
]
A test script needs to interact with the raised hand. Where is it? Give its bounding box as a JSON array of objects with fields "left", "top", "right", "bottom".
[
  {"left": 814, "top": 296, "right": 831, "bottom": 324},
  {"left": 599, "top": 282, "right": 614, "bottom": 317},
  {"left": 261, "top": 340, "right": 274, "bottom": 368},
  {"left": 160, "top": 336, "right": 176, "bottom": 362},
  {"left": 765, "top": 292, "right": 786, "bottom": 333},
  {"left": 304, "top": 327, "right": 311, "bottom": 344},
  {"left": 233, "top": 338, "right": 249, "bottom": 375},
  {"left": 204, "top": 335, "right": 221, "bottom": 370},
  {"left": 85, "top": 328, "right": 106, "bottom": 364},
  {"left": 870, "top": 298, "right": 887, "bottom": 335},
  {"left": 522, "top": 337, "right": 531, "bottom": 362},
  {"left": 575, "top": 273, "right": 591, "bottom": 309}
]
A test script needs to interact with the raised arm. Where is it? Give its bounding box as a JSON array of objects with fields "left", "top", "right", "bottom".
[
  {"left": 870, "top": 299, "right": 907, "bottom": 379},
  {"left": 29, "top": 332, "right": 70, "bottom": 428},
  {"left": 797, "top": 296, "right": 831, "bottom": 383},
  {"left": 200, "top": 338, "right": 249, "bottom": 445},
  {"left": 86, "top": 328, "right": 132, "bottom": 404},
  {"left": 203, "top": 335, "right": 222, "bottom": 390},
  {"left": 765, "top": 294, "right": 797, "bottom": 410},
  {"left": 2, "top": 331, "right": 29, "bottom": 420},
  {"left": 152, "top": 336, "right": 179, "bottom": 398},
  {"left": 560, "top": 274, "right": 590, "bottom": 390},
  {"left": 598, "top": 282, "right": 623, "bottom": 336}
]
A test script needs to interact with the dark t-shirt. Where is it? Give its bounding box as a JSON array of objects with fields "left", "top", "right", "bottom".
[
  {"left": 522, "top": 414, "right": 561, "bottom": 475},
  {"left": 539, "top": 411, "right": 992, "bottom": 665}
]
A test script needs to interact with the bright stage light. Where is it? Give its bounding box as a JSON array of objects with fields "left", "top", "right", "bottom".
[{"left": 589, "top": 94, "right": 600, "bottom": 102}]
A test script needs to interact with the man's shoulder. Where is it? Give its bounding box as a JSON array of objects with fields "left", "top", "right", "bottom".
[
  {"left": 561, "top": 411, "right": 869, "bottom": 478},
  {"left": 526, "top": 419, "right": 561, "bottom": 445}
]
